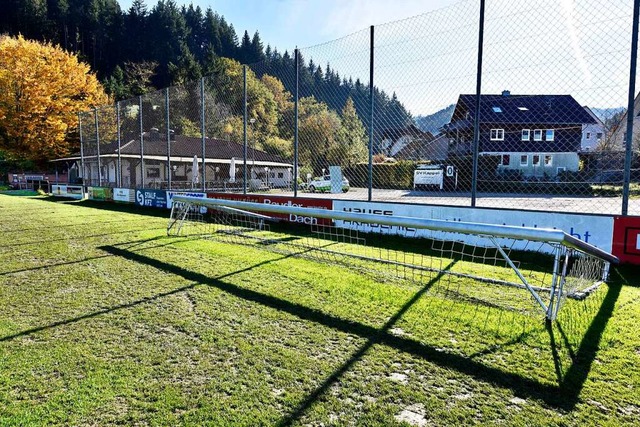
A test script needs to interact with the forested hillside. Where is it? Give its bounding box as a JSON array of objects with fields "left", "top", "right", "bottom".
[{"left": 1, "top": 0, "right": 413, "bottom": 138}]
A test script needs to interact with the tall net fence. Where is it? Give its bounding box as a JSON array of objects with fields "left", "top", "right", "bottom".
[{"left": 75, "top": 0, "right": 640, "bottom": 215}]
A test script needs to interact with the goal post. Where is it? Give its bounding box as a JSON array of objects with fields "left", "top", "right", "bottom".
[{"left": 168, "top": 195, "right": 618, "bottom": 321}]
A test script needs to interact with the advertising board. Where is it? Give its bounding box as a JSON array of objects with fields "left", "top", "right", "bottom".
[
  {"left": 88, "top": 187, "right": 113, "bottom": 201},
  {"left": 135, "top": 189, "right": 167, "bottom": 208},
  {"left": 612, "top": 216, "right": 640, "bottom": 264},
  {"left": 166, "top": 191, "right": 206, "bottom": 209},
  {"left": 206, "top": 193, "right": 333, "bottom": 225},
  {"left": 52, "top": 185, "right": 67, "bottom": 196},
  {"left": 113, "top": 188, "right": 134, "bottom": 203},
  {"left": 333, "top": 200, "right": 614, "bottom": 253}
]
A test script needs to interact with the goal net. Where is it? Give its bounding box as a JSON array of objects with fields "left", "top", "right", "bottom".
[{"left": 168, "top": 196, "right": 617, "bottom": 321}]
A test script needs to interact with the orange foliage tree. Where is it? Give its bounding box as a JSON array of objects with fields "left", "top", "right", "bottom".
[{"left": 0, "top": 35, "right": 108, "bottom": 162}]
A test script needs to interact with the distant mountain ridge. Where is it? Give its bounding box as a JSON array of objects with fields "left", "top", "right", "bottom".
[{"left": 414, "top": 104, "right": 455, "bottom": 135}]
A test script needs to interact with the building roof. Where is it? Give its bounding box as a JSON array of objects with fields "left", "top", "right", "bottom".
[
  {"left": 56, "top": 132, "right": 292, "bottom": 166},
  {"left": 448, "top": 93, "right": 597, "bottom": 127}
]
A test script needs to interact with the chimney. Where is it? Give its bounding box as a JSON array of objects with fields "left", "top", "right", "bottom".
[{"left": 502, "top": 90, "right": 510, "bottom": 97}]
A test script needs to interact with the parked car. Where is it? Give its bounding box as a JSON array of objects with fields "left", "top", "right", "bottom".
[{"left": 307, "top": 175, "right": 349, "bottom": 193}]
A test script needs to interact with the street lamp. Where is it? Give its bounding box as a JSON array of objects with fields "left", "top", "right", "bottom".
[{"left": 264, "top": 166, "right": 269, "bottom": 188}]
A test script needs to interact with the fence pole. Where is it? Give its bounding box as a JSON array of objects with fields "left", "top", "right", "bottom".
[
  {"left": 471, "top": 0, "right": 486, "bottom": 207},
  {"left": 622, "top": 0, "right": 640, "bottom": 216},
  {"left": 294, "top": 48, "right": 299, "bottom": 197},
  {"left": 94, "top": 108, "right": 101, "bottom": 187},
  {"left": 201, "top": 77, "right": 206, "bottom": 191},
  {"left": 243, "top": 65, "right": 248, "bottom": 195},
  {"left": 166, "top": 88, "right": 171, "bottom": 190},
  {"left": 368, "top": 25, "right": 374, "bottom": 202},
  {"left": 79, "top": 112, "right": 85, "bottom": 188},
  {"left": 116, "top": 102, "right": 121, "bottom": 188},
  {"left": 139, "top": 96, "right": 144, "bottom": 189}
]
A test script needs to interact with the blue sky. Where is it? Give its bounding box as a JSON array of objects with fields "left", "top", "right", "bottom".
[
  {"left": 118, "top": 0, "right": 458, "bottom": 52},
  {"left": 118, "top": 0, "right": 635, "bottom": 116}
]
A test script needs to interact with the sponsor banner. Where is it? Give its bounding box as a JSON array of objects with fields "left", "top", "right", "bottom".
[
  {"left": 66, "top": 185, "right": 84, "bottom": 199},
  {"left": 166, "top": 191, "right": 206, "bottom": 209},
  {"left": 52, "top": 184, "right": 67, "bottom": 197},
  {"left": 333, "top": 200, "right": 614, "bottom": 254},
  {"left": 88, "top": 187, "right": 113, "bottom": 201},
  {"left": 612, "top": 216, "right": 640, "bottom": 265},
  {"left": 206, "top": 193, "right": 333, "bottom": 225},
  {"left": 135, "top": 189, "right": 167, "bottom": 208},
  {"left": 113, "top": 188, "right": 135, "bottom": 203}
]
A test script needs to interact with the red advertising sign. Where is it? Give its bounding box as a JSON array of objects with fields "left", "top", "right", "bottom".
[
  {"left": 612, "top": 216, "right": 640, "bottom": 265},
  {"left": 206, "top": 193, "right": 333, "bottom": 225}
]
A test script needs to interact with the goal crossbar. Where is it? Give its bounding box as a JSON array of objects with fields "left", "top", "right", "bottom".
[{"left": 171, "top": 195, "right": 617, "bottom": 265}]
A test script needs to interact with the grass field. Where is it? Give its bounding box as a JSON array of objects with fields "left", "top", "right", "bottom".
[{"left": 1, "top": 195, "right": 639, "bottom": 426}]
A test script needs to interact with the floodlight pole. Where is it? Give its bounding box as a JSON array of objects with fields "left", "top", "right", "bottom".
[
  {"left": 139, "top": 96, "right": 145, "bottom": 189},
  {"left": 368, "top": 25, "right": 374, "bottom": 202},
  {"left": 166, "top": 88, "right": 171, "bottom": 190},
  {"left": 243, "top": 65, "right": 248, "bottom": 195},
  {"left": 471, "top": 0, "right": 486, "bottom": 207},
  {"left": 622, "top": 0, "right": 640, "bottom": 216},
  {"left": 94, "top": 108, "right": 101, "bottom": 187},
  {"left": 294, "top": 48, "right": 299, "bottom": 197},
  {"left": 116, "top": 101, "right": 121, "bottom": 188},
  {"left": 79, "top": 112, "right": 85, "bottom": 188},
  {"left": 201, "top": 77, "right": 206, "bottom": 191}
]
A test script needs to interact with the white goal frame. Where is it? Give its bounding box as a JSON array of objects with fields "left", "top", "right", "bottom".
[{"left": 169, "top": 195, "right": 618, "bottom": 321}]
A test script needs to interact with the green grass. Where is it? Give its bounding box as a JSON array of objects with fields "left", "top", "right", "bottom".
[{"left": 1, "top": 195, "right": 639, "bottom": 426}]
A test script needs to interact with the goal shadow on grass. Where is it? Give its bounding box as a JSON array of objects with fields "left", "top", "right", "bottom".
[
  {"left": 95, "top": 244, "right": 618, "bottom": 414},
  {"left": 0, "top": 242, "right": 619, "bottom": 416}
]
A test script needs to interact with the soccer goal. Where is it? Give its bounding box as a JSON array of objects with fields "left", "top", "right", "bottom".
[{"left": 168, "top": 195, "right": 617, "bottom": 321}]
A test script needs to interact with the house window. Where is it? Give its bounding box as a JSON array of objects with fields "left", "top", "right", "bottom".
[
  {"left": 596, "top": 132, "right": 603, "bottom": 139},
  {"left": 544, "top": 155, "right": 553, "bottom": 166},
  {"left": 586, "top": 132, "right": 591, "bottom": 140},
  {"left": 533, "top": 154, "right": 541, "bottom": 166},
  {"left": 501, "top": 154, "right": 510, "bottom": 166},
  {"left": 520, "top": 155, "right": 528, "bottom": 166},
  {"left": 522, "top": 129, "right": 530, "bottom": 141},
  {"left": 546, "top": 129, "right": 555, "bottom": 141},
  {"left": 534, "top": 129, "right": 543, "bottom": 141},
  {"left": 278, "top": 172, "right": 284, "bottom": 178},
  {"left": 490, "top": 129, "right": 505, "bottom": 141}
]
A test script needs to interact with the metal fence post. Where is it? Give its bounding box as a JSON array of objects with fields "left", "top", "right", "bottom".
[
  {"left": 294, "top": 48, "right": 299, "bottom": 197},
  {"left": 368, "top": 25, "right": 374, "bottom": 202},
  {"left": 622, "top": 0, "right": 640, "bottom": 216},
  {"left": 116, "top": 101, "right": 121, "bottom": 188},
  {"left": 243, "top": 65, "right": 248, "bottom": 195},
  {"left": 139, "top": 96, "right": 144, "bottom": 189},
  {"left": 201, "top": 77, "right": 206, "bottom": 191},
  {"left": 79, "top": 112, "right": 85, "bottom": 188},
  {"left": 94, "top": 108, "right": 101, "bottom": 187},
  {"left": 471, "top": 0, "right": 486, "bottom": 207},
  {"left": 165, "top": 88, "right": 171, "bottom": 190}
]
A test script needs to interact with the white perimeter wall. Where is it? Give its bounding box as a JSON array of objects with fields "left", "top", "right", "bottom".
[{"left": 333, "top": 200, "right": 613, "bottom": 253}]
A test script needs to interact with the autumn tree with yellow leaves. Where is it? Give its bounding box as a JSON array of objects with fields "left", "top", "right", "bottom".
[{"left": 0, "top": 35, "right": 108, "bottom": 162}]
